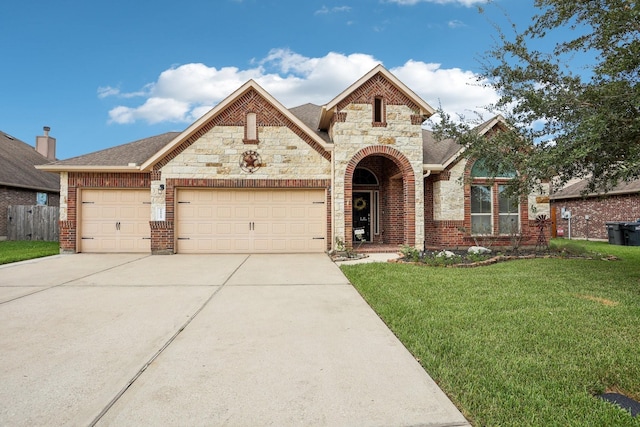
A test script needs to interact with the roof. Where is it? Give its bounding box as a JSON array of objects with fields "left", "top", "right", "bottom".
[
  {"left": 0, "top": 131, "right": 60, "bottom": 192},
  {"left": 288, "top": 103, "right": 331, "bottom": 143},
  {"left": 40, "top": 132, "right": 180, "bottom": 172},
  {"left": 141, "top": 80, "right": 332, "bottom": 170},
  {"left": 551, "top": 178, "right": 640, "bottom": 200},
  {"left": 422, "top": 129, "right": 462, "bottom": 166},
  {"left": 318, "top": 64, "right": 436, "bottom": 130}
]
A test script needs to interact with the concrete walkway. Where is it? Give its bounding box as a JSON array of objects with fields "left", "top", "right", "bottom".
[{"left": 0, "top": 254, "right": 469, "bottom": 427}]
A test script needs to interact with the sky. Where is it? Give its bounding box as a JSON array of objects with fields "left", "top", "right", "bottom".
[{"left": 1, "top": 0, "right": 548, "bottom": 160}]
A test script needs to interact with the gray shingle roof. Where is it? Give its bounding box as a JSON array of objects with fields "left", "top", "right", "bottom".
[
  {"left": 48, "top": 132, "right": 180, "bottom": 167},
  {"left": 422, "top": 129, "right": 462, "bottom": 165},
  {"left": 288, "top": 103, "right": 332, "bottom": 143},
  {"left": 551, "top": 179, "right": 640, "bottom": 200},
  {"left": 0, "top": 131, "right": 60, "bottom": 192}
]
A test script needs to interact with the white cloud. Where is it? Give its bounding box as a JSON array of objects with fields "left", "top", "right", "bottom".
[
  {"left": 448, "top": 19, "right": 466, "bottom": 28},
  {"left": 315, "top": 5, "right": 352, "bottom": 14},
  {"left": 385, "top": 0, "right": 488, "bottom": 6},
  {"left": 102, "top": 50, "right": 500, "bottom": 125}
]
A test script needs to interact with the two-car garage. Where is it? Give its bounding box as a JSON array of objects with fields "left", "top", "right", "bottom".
[
  {"left": 79, "top": 188, "right": 327, "bottom": 254},
  {"left": 175, "top": 189, "right": 327, "bottom": 254}
]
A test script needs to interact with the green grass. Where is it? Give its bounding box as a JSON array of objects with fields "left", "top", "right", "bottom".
[
  {"left": 0, "top": 240, "right": 59, "bottom": 265},
  {"left": 341, "top": 240, "right": 640, "bottom": 426}
]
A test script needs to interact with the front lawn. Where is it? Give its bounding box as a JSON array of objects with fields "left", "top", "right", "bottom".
[
  {"left": 0, "top": 240, "right": 59, "bottom": 265},
  {"left": 341, "top": 240, "right": 640, "bottom": 426}
]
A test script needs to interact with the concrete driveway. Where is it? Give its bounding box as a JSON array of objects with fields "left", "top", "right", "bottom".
[{"left": 0, "top": 254, "right": 469, "bottom": 427}]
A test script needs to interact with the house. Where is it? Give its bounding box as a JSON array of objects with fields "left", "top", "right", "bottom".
[
  {"left": 550, "top": 179, "right": 640, "bottom": 240},
  {"left": 0, "top": 128, "right": 60, "bottom": 240},
  {"left": 38, "top": 65, "right": 549, "bottom": 254}
]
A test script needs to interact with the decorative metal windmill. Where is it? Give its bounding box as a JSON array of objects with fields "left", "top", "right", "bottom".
[{"left": 535, "top": 214, "right": 550, "bottom": 251}]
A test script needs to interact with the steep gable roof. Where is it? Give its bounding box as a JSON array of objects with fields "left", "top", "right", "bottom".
[
  {"left": 141, "top": 80, "right": 332, "bottom": 171},
  {"left": 422, "top": 115, "right": 511, "bottom": 170},
  {"left": 318, "top": 64, "right": 436, "bottom": 131},
  {"left": 0, "top": 131, "right": 59, "bottom": 192}
]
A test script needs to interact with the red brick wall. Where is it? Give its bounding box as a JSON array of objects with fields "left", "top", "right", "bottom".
[
  {"left": 344, "top": 146, "right": 415, "bottom": 249},
  {"left": 1, "top": 186, "right": 59, "bottom": 239},
  {"left": 62, "top": 172, "right": 151, "bottom": 252},
  {"left": 355, "top": 156, "right": 404, "bottom": 245},
  {"left": 424, "top": 167, "right": 549, "bottom": 250},
  {"left": 551, "top": 194, "right": 640, "bottom": 240}
]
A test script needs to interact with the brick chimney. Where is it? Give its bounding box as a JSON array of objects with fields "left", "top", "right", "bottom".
[{"left": 36, "top": 126, "right": 56, "bottom": 161}]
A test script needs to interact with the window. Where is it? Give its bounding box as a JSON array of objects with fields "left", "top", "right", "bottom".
[
  {"left": 244, "top": 112, "right": 258, "bottom": 143},
  {"left": 469, "top": 160, "right": 519, "bottom": 235},
  {"left": 471, "top": 185, "right": 492, "bottom": 234},
  {"left": 36, "top": 192, "right": 48, "bottom": 206},
  {"left": 498, "top": 185, "right": 519, "bottom": 234},
  {"left": 353, "top": 168, "right": 378, "bottom": 185},
  {"left": 373, "top": 97, "right": 386, "bottom": 126}
]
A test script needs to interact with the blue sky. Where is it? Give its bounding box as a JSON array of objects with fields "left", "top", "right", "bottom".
[{"left": 1, "top": 0, "right": 544, "bottom": 159}]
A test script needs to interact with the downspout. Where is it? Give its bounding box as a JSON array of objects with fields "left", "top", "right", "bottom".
[
  {"left": 331, "top": 149, "right": 335, "bottom": 252},
  {"left": 423, "top": 169, "right": 431, "bottom": 251}
]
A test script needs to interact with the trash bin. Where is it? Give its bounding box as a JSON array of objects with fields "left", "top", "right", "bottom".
[
  {"left": 606, "top": 222, "right": 626, "bottom": 245},
  {"left": 622, "top": 222, "right": 640, "bottom": 246}
]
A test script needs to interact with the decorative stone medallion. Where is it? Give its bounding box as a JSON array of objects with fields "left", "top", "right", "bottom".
[{"left": 240, "top": 150, "right": 262, "bottom": 173}]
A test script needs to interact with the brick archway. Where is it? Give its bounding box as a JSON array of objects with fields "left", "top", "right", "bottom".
[{"left": 344, "top": 146, "right": 416, "bottom": 248}]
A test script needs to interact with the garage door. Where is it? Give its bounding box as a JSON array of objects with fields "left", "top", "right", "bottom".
[
  {"left": 176, "top": 189, "right": 326, "bottom": 253},
  {"left": 80, "top": 189, "right": 151, "bottom": 253}
]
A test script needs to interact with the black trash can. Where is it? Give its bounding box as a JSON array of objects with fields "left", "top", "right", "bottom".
[
  {"left": 622, "top": 222, "right": 640, "bottom": 246},
  {"left": 606, "top": 222, "right": 626, "bottom": 245}
]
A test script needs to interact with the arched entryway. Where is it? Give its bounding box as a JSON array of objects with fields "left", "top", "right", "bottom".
[{"left": 344, "top": 146, "right": 416, "bottom": 249}]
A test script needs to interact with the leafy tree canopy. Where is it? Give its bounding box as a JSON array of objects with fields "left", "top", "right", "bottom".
[{"left": 433, "top": 0, "right": 640, "bottom": 195}]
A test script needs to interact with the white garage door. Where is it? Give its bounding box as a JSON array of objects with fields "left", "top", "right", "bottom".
[
  {"left": 176, "top": 189, "right": 326, "bottom": 253},
  {"left": 80, "top": 189, "right": 151, "bottom": 253}
]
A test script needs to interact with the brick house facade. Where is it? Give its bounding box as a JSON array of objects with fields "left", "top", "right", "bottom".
[
  {"left": 40, "top": 65, "right": 549, "bottom": 254},
  {"left": 0, "top": 130, "right": 60, "bottom": 240},
  {"left": 551, "top": 179, "right": 640, "bottom": 241}
]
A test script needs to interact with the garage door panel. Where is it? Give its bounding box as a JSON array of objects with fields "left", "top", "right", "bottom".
[
  {"left": 216, "top": 206, "right": 232, "bottom": 218},
  {"left": 254, "top": 206, "right": 269, "bottom": 218},
  {"left": 176, "top": 189, "right": 326, "bottom": 254},
  {"left": 198, "top": 206, "right": 213, "bottom": 217},
  {"left": 289, "top": 223, "right": 306, "bottom": 234},
  {"left": 234, "top": 206, "right": 250, "bottom": 218},
  {"left": 271, "top": 223, "right": 287, "bottom": 235},
  {"left": 101, "top": 207, "right": 117, "bottom": 218},
  {"left": 80, "top": 189, "right": 150, "bottom": 253}
]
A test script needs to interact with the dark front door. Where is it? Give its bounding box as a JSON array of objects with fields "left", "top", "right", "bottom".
[{"left": 352, "top": 192, "right": 371, "bottom": 242}]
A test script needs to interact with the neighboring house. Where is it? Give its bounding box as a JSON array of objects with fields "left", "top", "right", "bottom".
[
  {"left": 38, "top": 65, "right": 549, "bottom": 254},
  {"left": 0, "top": 128, "right": 60, "bottom": 240},
  {"left": 550, "top": 179, "right": 640, "bottom": 240}
]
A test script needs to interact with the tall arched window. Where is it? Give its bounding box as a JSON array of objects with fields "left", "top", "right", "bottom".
[{"left": 470, "top": 160, "right": 519, "bottom": 235}]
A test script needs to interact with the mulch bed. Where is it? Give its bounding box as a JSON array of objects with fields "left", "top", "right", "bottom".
[{"left": 390, "top": 250, "right": 619, "bottom": 268}]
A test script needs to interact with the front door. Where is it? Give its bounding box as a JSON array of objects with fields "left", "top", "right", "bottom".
[{"left": 352, "top": 192, "right": 371, "bottom": 242}]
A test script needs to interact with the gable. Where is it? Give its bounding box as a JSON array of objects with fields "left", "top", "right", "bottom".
[
  {"left": 144, "top": 82, "right": 332, "bottom": 171},
  {"left": 319, "top": 65, "right": 435, "bottom": 130},
  {"left": 334, "top": 73, "right": 422, "bottom": 116}
]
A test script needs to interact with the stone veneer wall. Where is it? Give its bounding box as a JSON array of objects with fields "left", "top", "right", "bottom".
[
  {"left": 154, "top": 125, "right": 331, "bottom": 219},
  {"left": 148, "top": 125, "right": 332, "bottom": 253},
  {"left": 332, "top": 103, "right": 424, "bottom": 248}
]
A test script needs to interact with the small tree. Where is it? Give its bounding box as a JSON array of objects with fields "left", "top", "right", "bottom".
[{"left": 434, "top": 0, "right": 640, "bottom": 196}]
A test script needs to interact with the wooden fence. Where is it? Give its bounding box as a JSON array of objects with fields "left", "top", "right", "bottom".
[{"left": 7, "top": 205, "right": 59, "bottom": 241}]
